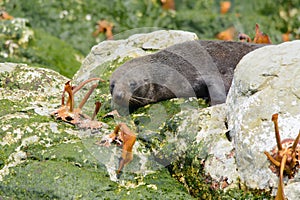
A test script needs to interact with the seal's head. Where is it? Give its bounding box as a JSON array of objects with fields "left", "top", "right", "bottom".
[
  {"left": 110, "top": 57, "right": 155, "bottom": 109},
  {"left": 110, "top": 73, "right": 154, "bottom": 109},
  {"left": 109, "top": 56, "right": 180, "bottom": 110}
]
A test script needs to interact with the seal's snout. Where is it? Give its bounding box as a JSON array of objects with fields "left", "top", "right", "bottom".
[
  {"left": 111, "top": 90, "right": 128, "bottom": 107},
  {"left": 114, "top": 91, "right": 125, "bottom": 100}
]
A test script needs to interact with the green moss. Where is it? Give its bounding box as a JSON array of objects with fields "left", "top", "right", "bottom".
[
  {"left": 1, "top": 160, "right": 195, "bottom": 200},
  {"left": 0, "top": 107, "right": 76, "bottom": 165},
  {"left": 1, "top": 137, "right": 195, "bottom": 200},
  {"left": 0, "top": 160, "right": 117, "bottom": 199},
  {"left": 8, "top": 28, "right": 82, "bottom": 78},
  {"left": 0, "top": 99, "right": 22, "bottom": 116},
  {"left": 38, "top": 142, "right": 101, "bottom": 168},
  {"left": 2, "top": 0, "right": 177, "bottom": 55},
  {"left": 133, "top": 98, "right": 207, "bottom": 132},
  {"left": 116, "top": 169, "right": 195, "bottom": 200},
  {"left": 3, "top": 0, "right": 298, "bottom": 60},
  {"left": 0, "top": 19, "right": 82, "bottom": 78},
  {"left": 0, "top": 148, "right": 6, "bottom": 170},
  {"left": 91, "top": 56, "right": 133, "bottom": 87},
  {"left": 27, "top": 28, "right": 82, "bottom": 78}
]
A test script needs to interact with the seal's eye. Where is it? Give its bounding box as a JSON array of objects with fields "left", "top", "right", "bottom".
[
  {"left": 129, "top": 81, "right": 137, "bottom": 89},
  {"left": 110, "top": 81, "right": 115, "bottom": 94}
]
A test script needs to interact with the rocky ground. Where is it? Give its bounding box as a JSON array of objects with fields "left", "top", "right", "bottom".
[{"left": 1, "top": 30, "right": 300, "bottom": 200}]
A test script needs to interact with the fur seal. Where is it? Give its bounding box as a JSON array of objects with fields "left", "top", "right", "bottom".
[{"left": 110, "top": 40, "right": 264, "bottom": 109}]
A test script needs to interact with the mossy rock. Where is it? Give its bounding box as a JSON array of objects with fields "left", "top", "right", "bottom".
[{"left": 0, "top": 63, "right": 195, "bottom": 199}]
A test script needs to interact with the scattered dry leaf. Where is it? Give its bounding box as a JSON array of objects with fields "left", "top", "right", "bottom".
[
  {"left": 238, "top": 24, "right": 272, "bottom": 44},
  {"left": 238, "top": 33, "right": 252, "bottom": 43},
  {"left": 253, "top": 24, "right": 272, "bottom": 44},
  {"left": 264, "top": 113, "right": 300, "bottom": 200},
  {"left": 161, "top": 0, "right": 175, "bottom": 10},
  {"left": 220, "top": 1, "right": 231, "bottom": 14},
  {"left": 216, "top": 26, "right": 236, "bottom": 41},
  {"left": 93, "top": 19, "right": 114, "bottom": 40},
  {"left": 51, "top": 78, "right": 104, "bottom": 130},
  {"left": 98, "top": 123, "right": 136, "bottom": 177},
  {"left": 0, "top": 11, "right": 13, "bottom": 20},
  {"left": 282, "top": 32, "right": 290, "bottom": 42}
]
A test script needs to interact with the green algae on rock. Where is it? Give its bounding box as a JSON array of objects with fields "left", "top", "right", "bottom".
[
  {"left": 0, "top": 63, "right": 72, "bottom": 182},
  {"left": 0, "top": 63, "right": 195, "bottom": 199}
]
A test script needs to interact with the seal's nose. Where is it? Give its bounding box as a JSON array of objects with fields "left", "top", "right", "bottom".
[{"left": 114, "top": 91, "right": 124, "bottom": 100}]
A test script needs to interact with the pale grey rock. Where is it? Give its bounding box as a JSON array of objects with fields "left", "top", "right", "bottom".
[
  {"left": 126, "top": 30, "right": 198, "bottom": 50},
  {"left": 73, "top": 30, "right": 198, "bottom": 83},
  {"left": 284, "top": 178, "right": 300, "bottom": 200},
  {"left": 226, "top": 40, "right": 300, "bottom": 196},
  {"left": 196, "top": 105, "right": 239, "bottom": 189},
  {"left": 0, "top": 62, "right": 67, "bottom": 119},
  {"left": 0, "top": 62, "right": 18, "bottom": 73},
  {"left": 0, "top": 63, "right": 75, "bottom": 181},
  {"left": 161, "top": 103, "right": 239, "bottom": 189}
]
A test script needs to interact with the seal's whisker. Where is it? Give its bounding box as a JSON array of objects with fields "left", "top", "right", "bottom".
[
  {"left": 129, "top": 98, "right": 143, "bottom": 104},
  {"left": 132, "top": 96, "right": 152, "bottom": 101}
]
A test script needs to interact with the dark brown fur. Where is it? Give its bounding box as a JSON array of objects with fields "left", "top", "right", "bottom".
[{"left": 110, "top": 40, "right": 264, "bottom": 110}]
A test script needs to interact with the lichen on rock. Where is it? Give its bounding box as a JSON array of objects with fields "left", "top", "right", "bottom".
[
  {"left": 0, "top": 61, "right": 195, "bottom": 199},
  {"left": 227, "top": 40, "right": 300, "bottom": 198}
]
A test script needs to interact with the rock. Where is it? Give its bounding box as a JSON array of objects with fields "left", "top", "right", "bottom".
[
  {"left": 73, "top": 30, "right": 198, "bottom": 83},
  {"left": 0, "top": 63, "right": 68, "bottom": 182},
  {"left": 0, "top": 63, "right": 68, "bottom": 115},
  {"left": 197, "top": 105, "right": 238, "bottom": 189},
  {"left": 7, "top": 31, "right": 299, "bottom": 199},
  {"left": 0, "top": 63, "right": 67, "bottom": 173},
  {"left": 162, "top": 104, "right": 238, "bottom": 189},
  {"left": 71, "top": 30, "right": 284, "bottom": 198},
  {"left": 0, "top": 62, "right": 194, "bottom": 198},
  {"left": 227, "top": 40, "right": 300, "bottom": 198}
]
